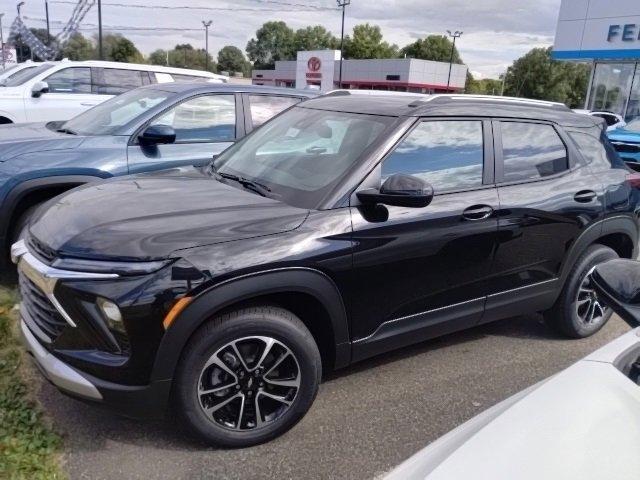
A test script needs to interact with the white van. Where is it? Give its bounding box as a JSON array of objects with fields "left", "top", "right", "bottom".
[{"left": 0, "top": 60, "right": 228, "bottom": 124}]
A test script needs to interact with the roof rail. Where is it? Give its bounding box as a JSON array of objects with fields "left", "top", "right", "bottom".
[
  {"left": 324, "top": 89, "right": 430, "bottom": 98},
  {"left": 429, "top": 94, "right": 569, "bottom": 110}
]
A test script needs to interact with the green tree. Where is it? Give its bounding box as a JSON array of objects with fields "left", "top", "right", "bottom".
[
  {"left": 149, "top": 49, "right": 168, "bottom": 66},
  {"left": 466, "top": 77, "right": 503, "bottom": 95},
  {"left": 217, "top": 46, "right": 251, "bottom": 76},
  {"left": 61, "top": 33, "right": 94, "bottom": 61},
  {"left": 503, "top": 47, "right": 590, "bottom": 108},
  {"left": 246, "top": 21, "right": 295, "bottom": 69},
  {"left": 151, "top": 44, "right": 215, "bottom": 72},
  {"left": 401, "top": 35, "right": 461, "bottom": 63},
  {"left": 343, "top": 24, "right": 398, "bottom": 59},
  {"left": 100, "top": 34, "right": 145, "bottom": 63},
  {"left": 294, "top": 26, "right": 338, "bottom": 52}
]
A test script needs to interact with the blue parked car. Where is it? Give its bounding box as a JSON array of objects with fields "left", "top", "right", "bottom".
[
  {"left": 0, "top": 83, "right": 316, "bottom": 266},
  {"left": 608, "top": 118, "right": 640, "bottom": 163}
]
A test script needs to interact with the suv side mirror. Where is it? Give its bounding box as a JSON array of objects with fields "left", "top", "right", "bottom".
[
  {"left": 31, "top": 81, "right": 49, "bottom": 98},
  {"left": 357, "top": 173, "right": 434, "bottom": 208},
  {"left": 139, "top": 124, "right": 176, "bottom": 146}
]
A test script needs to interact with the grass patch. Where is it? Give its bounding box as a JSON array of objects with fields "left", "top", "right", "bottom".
[{"left": 0, "top": 286, "right": 65, "bottom": 480}]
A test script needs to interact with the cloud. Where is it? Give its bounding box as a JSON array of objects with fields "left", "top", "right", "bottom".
[{"left": 11, "top": 0, "right": 562, "bottom": 78}]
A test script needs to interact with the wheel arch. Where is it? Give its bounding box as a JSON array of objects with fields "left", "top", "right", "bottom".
[
  {"left": 1, "top": 174, "right": 108, "bottom": 256},
  {"left": 151, "top": 268, "right": 351, "bottom": 382},
  {"left": 557, "top": 216, "right": 639, "bottom": 293}
]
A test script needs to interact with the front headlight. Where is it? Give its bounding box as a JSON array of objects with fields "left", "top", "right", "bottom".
[{"left": 52, "top": 257, "right": 172, "bottom": 276}]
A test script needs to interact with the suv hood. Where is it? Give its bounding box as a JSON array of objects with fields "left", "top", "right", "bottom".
[
  {"left": 30, "top": 167, "right": 309, "bottom": 261},
  {"left": 608, "top": 128, "right": 640, "bottom": 144},
  {"left": 0, "top": 122, "right": 85, "bottom": 162}
]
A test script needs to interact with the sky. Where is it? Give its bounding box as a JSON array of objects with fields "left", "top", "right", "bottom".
[{"left": 0, "top": 0, "right": 562, "bottom": 78}]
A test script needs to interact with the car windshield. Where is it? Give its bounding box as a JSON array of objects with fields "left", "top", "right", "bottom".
[
  {"left": 213, "top": 106, "right": 394, "bottom": 209},
  {"left": 624, "top": 118, "right": 640, "bottom": 133},
  {"left": 62, "top": 88, "right": 172, "bottom": 136},
  {"left": 4, "top": 63, "right": 55, "bottom": 87}
]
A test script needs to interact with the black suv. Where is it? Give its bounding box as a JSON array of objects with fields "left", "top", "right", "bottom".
[{"left": 12, "top": 94, "right": 640, "bottom": 447}]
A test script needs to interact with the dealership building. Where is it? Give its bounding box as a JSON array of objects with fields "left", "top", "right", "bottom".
[
  {"left": 252, "top": 49, "right": 468, "bottom": 93},
  {"left": 553, "top": 0, "right": 640, "bottom": 120}
]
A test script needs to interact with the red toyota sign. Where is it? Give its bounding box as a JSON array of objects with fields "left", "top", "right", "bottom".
[{"left": 307, "top": 57, "right": 322, "bottom": 72}]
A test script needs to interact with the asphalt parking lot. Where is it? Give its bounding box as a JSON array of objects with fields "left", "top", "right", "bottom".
[{"left": 33, "top": 312, "right": 629, "bottom": 480}]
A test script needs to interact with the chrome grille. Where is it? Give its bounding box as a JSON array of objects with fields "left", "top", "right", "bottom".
[{"left": 18, "top": 271, "right": 67, "bottom": 342}]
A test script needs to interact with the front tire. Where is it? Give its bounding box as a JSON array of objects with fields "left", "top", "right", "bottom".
[
  {"left": 173, "top": 306, "right": 321, "bottom": 447},
  {"left": 545, "top": 244, "right": 618, "bottom": 338}
]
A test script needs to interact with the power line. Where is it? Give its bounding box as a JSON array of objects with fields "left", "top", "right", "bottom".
[
  {"left": 50, "top": 0, "right": 338, "bottom": 12},
  {"left": 23, "top": 16, "right": 208, "bottom": 32}
]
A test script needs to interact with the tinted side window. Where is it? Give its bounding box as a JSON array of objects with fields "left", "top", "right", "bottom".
[
  {"left": 170, "top": 74, "right": 208, "bottom": 83},
  {"left": 569, "top": 131, "right": 609, "bottom": 165},
  {"left": 500, "top": 122, "right": 568, "bottom": 182},
  {"left": 45, "top": 67, "right": 91, "bottom": 93},
  {"left": 97, "top": 69, "right": 145, "bottom": 95},
  {"left": 151, "top": 94, "right": 236, "bottom": 142},
  {"left": 381, "top": 120, "right": 484, "bottom": 193},
  {"left": 249, "top": 95, "right": 301, "bottom": 126}
]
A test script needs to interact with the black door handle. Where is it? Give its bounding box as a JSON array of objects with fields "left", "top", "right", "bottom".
[
  {"left": 574, "top": 190, "right": 597, "bottom": 203},
  {"left": 462, "top": 205, "right": 494, "bottom": 221}
]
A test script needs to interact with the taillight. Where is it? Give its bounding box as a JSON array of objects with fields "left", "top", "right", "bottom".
[{"left": 626, "top": 173, "right": 640, "bottom": 188}]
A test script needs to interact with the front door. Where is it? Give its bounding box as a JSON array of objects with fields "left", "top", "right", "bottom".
[
  {"left": 127, "top": 93, "right": 239, "bottom": 174},
  {"left": 349, "top": 118, "right": 499, "bottom": 360},
  {"left": 27, "top": 67, "right": 107, "bottom": 122}
]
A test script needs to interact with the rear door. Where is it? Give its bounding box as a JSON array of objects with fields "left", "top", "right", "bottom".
[
  {"left": 486, "top": 120, "right": 605, "bottom": 320},
  {"left": 127, "top": 93, "right": 241, "bottom": 174}
]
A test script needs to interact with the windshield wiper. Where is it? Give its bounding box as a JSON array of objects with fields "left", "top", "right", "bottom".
[
  {"left": 56, "top": 127, "right": 78, "bottom": 135},
  {"left": 215, "top": 171, "right": 272, "bottom": 197}
]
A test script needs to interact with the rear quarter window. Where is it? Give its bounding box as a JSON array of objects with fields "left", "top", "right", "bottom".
[{"left": 499, "top": 122, "right": 569, "bottom": 182}]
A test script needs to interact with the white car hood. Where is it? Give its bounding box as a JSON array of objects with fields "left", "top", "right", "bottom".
[{"left": 386, "top": 328, "right": 640, "bottom": 480}]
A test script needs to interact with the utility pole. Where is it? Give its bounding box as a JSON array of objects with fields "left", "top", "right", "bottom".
[
  {"left": 0, "top": 13, "right": 5, "bottom": 70},
  {"left": 202, "top": 20, "right": 212, "bottom": 71},
  {"left": 337, "top": 0, "right": 350, "bottom": 88},
  {"left": 45, "top": 0, "right": 50, "bottom": 44},
  {"left": 500, "top": 67, "right": 508, "bottom": 96},
  {"left": 17, "top": 2, "right": 25, "bottom": 62},
  {"left": 446, "top": 30, "right": 463, "bottom": 92},
  {"left": 98, "top": 0, "right": 103, "bottom": 60}
]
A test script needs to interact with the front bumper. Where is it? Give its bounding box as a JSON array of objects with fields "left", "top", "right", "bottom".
[
  {"left": 13, "top": 239, "right": 173, "bottom": 418},
  {"left": 20, "top": 312, "right": 172, "bottom": 418},
  {"left": 20, "top": 314, "right": 102, "bottom": 400}
]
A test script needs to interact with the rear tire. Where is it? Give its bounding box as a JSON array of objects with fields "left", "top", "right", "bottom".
[
  {"left": 544, "top": 244, "right": 618, "bottom": 338},
  {"left": 173, "top": 306, "right": 321, "bottom": 447}
]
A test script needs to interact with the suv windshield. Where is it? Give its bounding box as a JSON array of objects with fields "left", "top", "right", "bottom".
[
  {"left": 62, "top": 88, "right": 172, "bottom": 136},
  {"left": 214, "top": 106, "right": 394, "bottom": 209},
  {"left": 4, "top": 63, "right": 55, "bottom": 87}
]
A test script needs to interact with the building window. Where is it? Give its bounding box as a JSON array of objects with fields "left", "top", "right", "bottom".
[
  {"left": 626, "top": 65, "right": 640, "bottom": 122},
  {"left": 386, "top": 75, "right": 401, "bottom": 81},
  {"left": 589, "top": 63, "right": 635, "bottom": 117}
]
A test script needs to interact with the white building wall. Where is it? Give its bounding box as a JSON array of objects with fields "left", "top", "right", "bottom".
[
  {"left": 253, "top": 53, "right": 468, "bottom": 91},
  {"left": 554, "top": 0, "right": 640, "bottom": 59}
]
